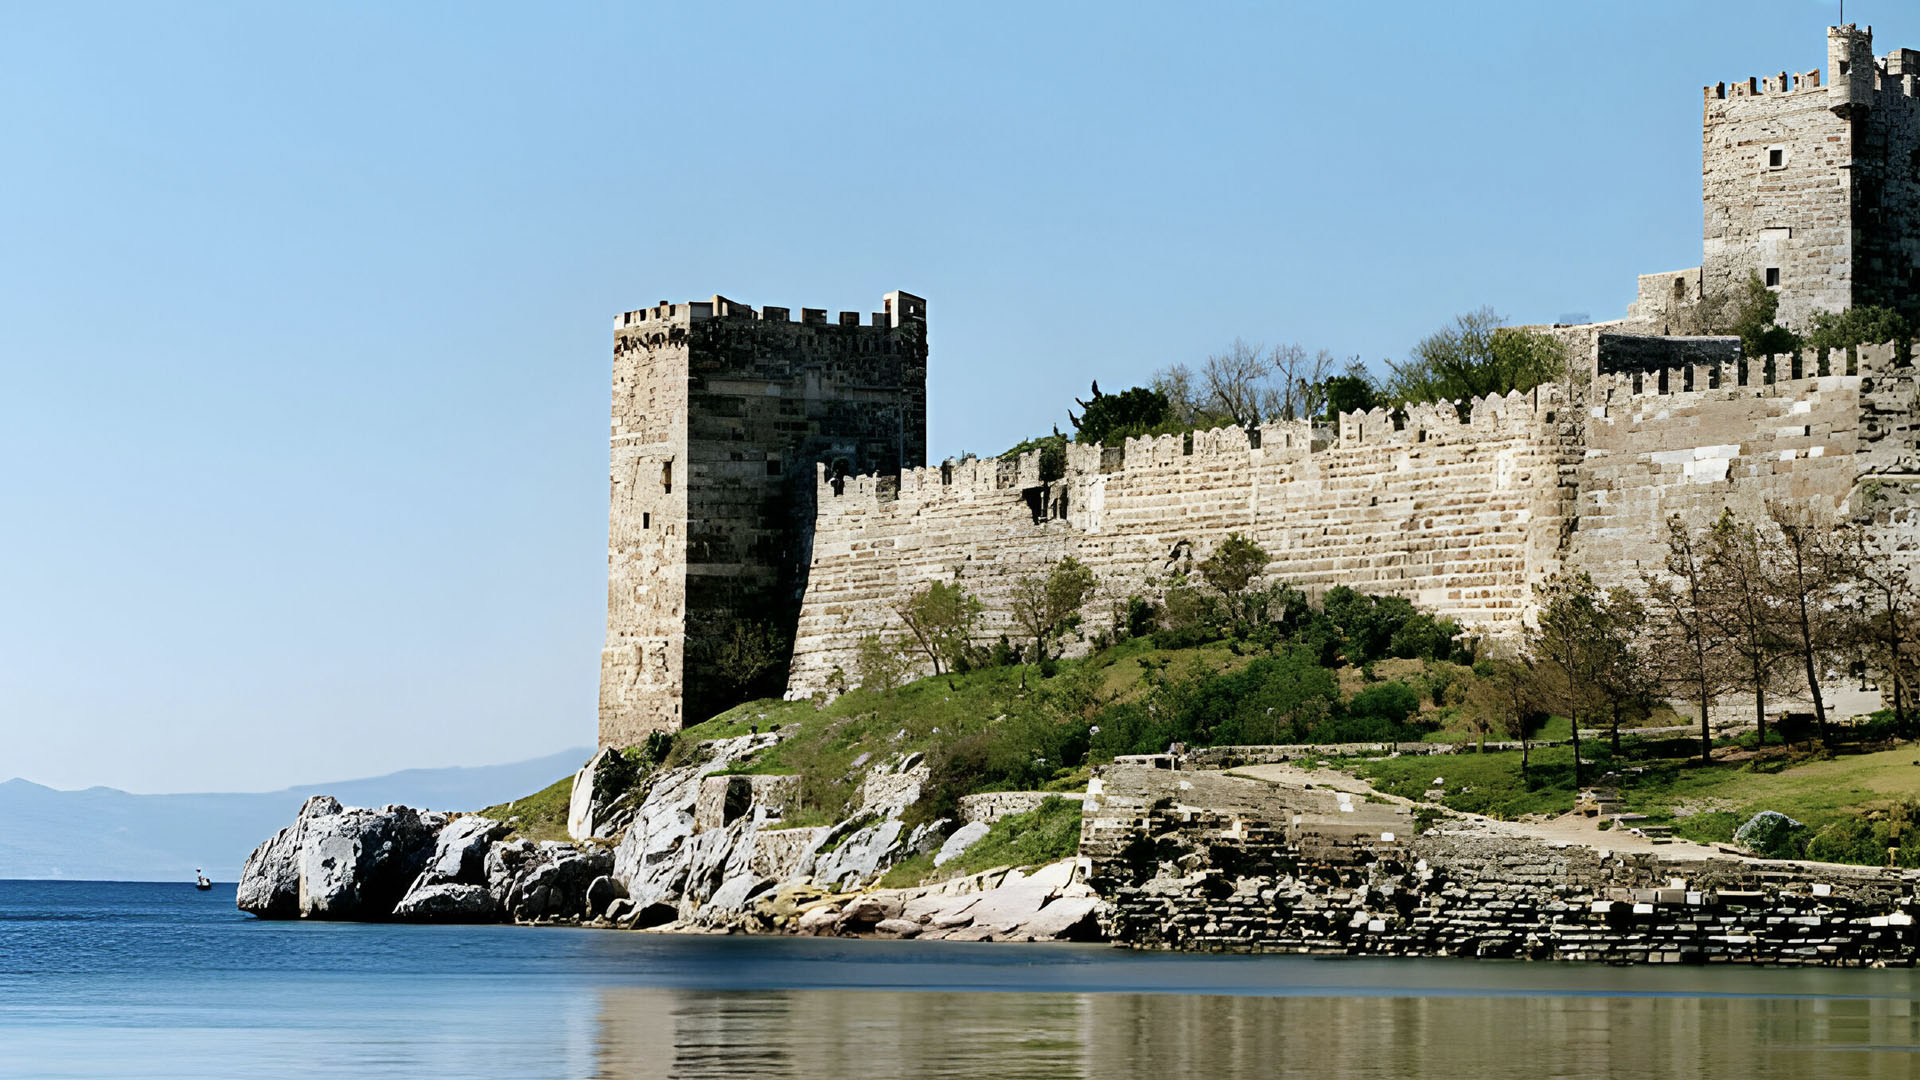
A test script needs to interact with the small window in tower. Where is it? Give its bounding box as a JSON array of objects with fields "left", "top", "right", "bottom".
[
  {"left": 1765, "top": 267, "right": 1782, "bottom": 288},
  {"left": 642, "top": 512, "right": 651, "bottom": 530},
  {"left": 765, "top": 457, "right": 781, "bottom": 476},
  {"left": 1767, "top": 147, "right": 1785, "bottom": 169},
  {"left": 662, "top": 461, "right": 672, "bottom": 493}
]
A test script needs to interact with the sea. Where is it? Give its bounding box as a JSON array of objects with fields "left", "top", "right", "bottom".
[{"left": 2, "top": 880, "right": 1917, "bottom": 1079}]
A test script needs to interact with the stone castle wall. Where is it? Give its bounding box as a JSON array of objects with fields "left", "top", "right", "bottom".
[
  {"left": 787, "top": 345, "right": 1920, "bottom": 698},
  {"left": 788, "top": 387, "right": 1575, "bottom": 694}
]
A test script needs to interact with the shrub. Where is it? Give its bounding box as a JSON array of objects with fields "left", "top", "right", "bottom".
[{"left": 1347, "top": 681, "right": 1421, "bottom": 727}]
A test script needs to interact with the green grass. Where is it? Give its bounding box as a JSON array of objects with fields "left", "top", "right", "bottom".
[
  {"left": 1358, "top": 744, "right": 1592, "bottom": 818},
  {"left": 936, "top": 797, "right": 1084, "bottom": 877},
  {"left": 481, "top": 774, "right": 573, "bottom": 842},
  {"left": 1350, "top": 735, "right": 1920, "bottom": 867},
  {"left": 879, "top": 796, "right": 1084, "bottom": 889}
]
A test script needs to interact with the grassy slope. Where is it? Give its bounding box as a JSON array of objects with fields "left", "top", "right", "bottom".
[
  {"left": 485, "top": 637, "right": 1918, "bottom": 872},
  {"left": 481, "top": 774, "right": 572, "bottom": 842},
  {"left": 1358, "top": 740, "right": 1920, "bottom": 849}
]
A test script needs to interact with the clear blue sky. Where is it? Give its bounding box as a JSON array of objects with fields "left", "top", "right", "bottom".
[{"left": 2, "top": 0, "right": 1894, "bottom": 793}]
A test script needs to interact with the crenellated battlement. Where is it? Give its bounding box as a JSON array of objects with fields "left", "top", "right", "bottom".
[
  {"left": 1705, "top": 69, "right": 1824, "bottom": 101},
  {"left": 615, "top": 290, "right": 926, "bottom": 331},
  {"left": 1588, "top": 340, "right": 1906, "bottom": 404},
  {"left": 816, "top": 385, "right": 1569, "bottom": 517}
]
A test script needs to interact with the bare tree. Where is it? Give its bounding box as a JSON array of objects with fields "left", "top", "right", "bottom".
[
  {"left": 1465, "top": 655, "right": 1544, "bottom": 782},
  {"left": 1839, "top": 521, "right": 1920, "bottom": 736},
  {"left": 1270, "top": 344, "right": 1335, "bottom": 422},
  {"left": 1528, "top": 573, "right": 1623, "bottom": 786},
  {"left": 1200, "top": 338, "right": 1279, "bottom": 428},
  {"left": 1766, "top": 501, "right": 1848, "bottom": 745},
  {"left": 1643, "top": 517, "right": 1739, "bottom": 764},
  {"left": 1703, "top": 511, "right": 1790, "bottom": 744},
  {"left": 1150, "top": 363, "right": 1204, "bottom": 425}
]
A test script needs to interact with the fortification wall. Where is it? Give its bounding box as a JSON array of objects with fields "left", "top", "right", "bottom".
[
  {"left": 788, "top": 386, "right": 1574, "bottom": 695},
  {"left": 788, "top": 343, "right": 1920, "bottom": 701},
  {"left": 1566, "top": 344, "right": 1912, "bottom": 594}
]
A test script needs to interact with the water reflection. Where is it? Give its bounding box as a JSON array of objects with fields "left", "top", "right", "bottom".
[{"left": 593, "top": 988, "right": 1920, "bottom": 1080}]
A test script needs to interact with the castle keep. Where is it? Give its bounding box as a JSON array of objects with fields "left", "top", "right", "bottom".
[
  {"left": 600, "top": 27, "right": 1920, "bottom": 747},
  {"left": 599, "top": 293, "right": 926, "bottom": 746},
  {"left": 1633, "top": 25, "right": 1920, "bottom": 331}
]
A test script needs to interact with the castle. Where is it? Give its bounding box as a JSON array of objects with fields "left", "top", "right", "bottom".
[{"left": 599, "top": 26, "right": 1920, "bottom": 747}]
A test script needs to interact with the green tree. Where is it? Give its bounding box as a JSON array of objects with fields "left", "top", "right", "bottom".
[
  {"left": 1383, "top": 308, "right": 1564, "bottom": 406},
  {"left": 1804, "top": 306, "right": 1909, "bottom": 355},
  {"left": 1529, "top": 573, "right": 1636, "bottom": 785},
  {"left": 893, "top": 580, "right": 983, "bottom": 677},
  {"left": 712, "top": 619, "right": 787, "bottom": 699},
  {"left": 1728, "top": 272, "right": 1800, "bottom": 359},
  {"left": 1068, "top": 381, "right": 1175, "bottom": 445},
  {"left": 1322, "top": 359, "right": 1380, "bottom": 417},
  {"left": 1465, "top": 656, "right": 1544, "bottom": 781},
  {"left": 854, "top": 634, "right": 911, "bottom": 692},
  {"left": 1000, "top": 431, "right": 1068, "bottom": 482},
  {"left": 1010, "top": 556, "right": 1098, "bottom": 664},
  {"left": 1197, "top": 532, "right": 1272, "bottom": 631}
]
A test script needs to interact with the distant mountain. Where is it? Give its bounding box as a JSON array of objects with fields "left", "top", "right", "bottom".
[{"left": 0, "top": 747, "right": 591, "bottom": 883}]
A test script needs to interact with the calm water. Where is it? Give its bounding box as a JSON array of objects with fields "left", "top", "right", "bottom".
[{"left": 3, "top": 881, "right": 1918, "bottom": 1079}]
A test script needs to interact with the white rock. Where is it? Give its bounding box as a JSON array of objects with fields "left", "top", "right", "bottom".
[{"left": 934, "top": 821, "right": 991, "bottom": 868}]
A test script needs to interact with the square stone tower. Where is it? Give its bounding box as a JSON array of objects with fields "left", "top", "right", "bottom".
[
  {"left": 1700, "top": 25, "right": 1920, "bottom": 327},
  {"left": 598, "top": 291, "right": 927, "bottom": 747}
]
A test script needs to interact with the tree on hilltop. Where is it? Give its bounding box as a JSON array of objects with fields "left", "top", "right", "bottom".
[
  {"left": 1383, "top": 308, "right": 1563, "bottom": 407},
  {"left": 1067, "top": 381, "right": 1175, "bottom": 445}
]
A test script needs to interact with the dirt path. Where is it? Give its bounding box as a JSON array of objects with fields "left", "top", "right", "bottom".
[{"left": 1227, "top": 762, "right": 1725, "bottom": 862}]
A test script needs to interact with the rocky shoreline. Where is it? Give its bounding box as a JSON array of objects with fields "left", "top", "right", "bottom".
[
  {"left": 236, "top": 736, "right": 1920, "bottom": 965},
  {"left": 236, "top": 733, "right": 1102, "bottom": 943}
]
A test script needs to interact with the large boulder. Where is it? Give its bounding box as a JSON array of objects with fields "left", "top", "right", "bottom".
[
  {"left": 1733, "top": 810, "right": 1806, "bottom": 859},
  {"left": 422, "top": 815, "right": 508, "bottom": 885},
  {"left": 811, "top": 819, "right": 905, "bottom": 890},
  {"left": 392, "top": 882, "right": 499, "bottom": 923},
  {"left": 507, "top": 842, "right": 615, "bottom": 923},
  {"left": 296, "top": 805, "right": 438, "bottom": 919},
  {"left": 484, "top": 838, "right": 538, "bottom": 909},
  {"left": 934, "top": 821, "right": 991, "bottom": 868},
  {"left": 611, "top": 733, "right": 779, "bottom": 908},
  {"left": 237, "top": 795, "right": 342, "bottom": 918},
  {"left": 568, "top": 748, "right": 643, "bottom": 841}
]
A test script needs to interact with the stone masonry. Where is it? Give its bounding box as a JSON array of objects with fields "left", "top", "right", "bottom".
[
  {"left": 1084, "top": 765, "right": 1920, "bottom": 964},
  {"left": 787, "top": 348, "right": 1920, "bottom": 695},
  {"left": 1695, "top": 26, "right": 1920, "bottom": 327},
  {"left": 599, "top": 292, "right": 926, "bottom": 747}
]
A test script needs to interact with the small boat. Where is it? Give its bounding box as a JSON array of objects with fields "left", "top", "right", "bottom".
[{"left": 195, "top": 869, "right": 212, "bottom": 891}]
